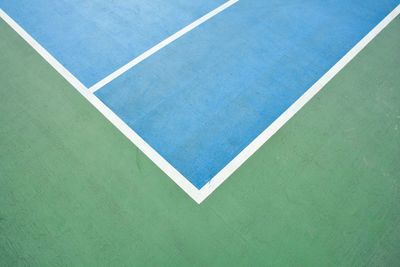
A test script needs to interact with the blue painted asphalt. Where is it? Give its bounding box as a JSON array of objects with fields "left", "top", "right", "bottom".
[
  {"left": 0, "top": 0, "right": 226, "bottom": 86},
  {"left": 2, "top": 0, "right": 399, "bottom": 189},
  {"left": 96, "top": 0, "right": 399, "bottom": 189}
]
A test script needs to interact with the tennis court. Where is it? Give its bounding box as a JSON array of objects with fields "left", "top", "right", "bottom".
[
  {"left": 2, "top": 1, "right": 399, "bottom": 202},
  {"left": 1, "top": 1, "right": 400, "bottom": 265}
]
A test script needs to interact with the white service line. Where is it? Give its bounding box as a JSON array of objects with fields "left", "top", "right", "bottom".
[{"left": 87, "top": 0, "right": 239, "bottom": 94}]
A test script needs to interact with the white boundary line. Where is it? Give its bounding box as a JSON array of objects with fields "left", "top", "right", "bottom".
[
  {"left": 0, "top": 7, "right": 204, "bottom": 203},
  {"left": 195, "top": 4, "right": 400, "bottom": 201},
  {"left": 88, "top": 0, "right": 239, "bottom": 94},
  {"left": 0, "top": 9, "right": 87, "bottom": 92},
  {"left": 1, "top": 5, "right": 399, "bottom": 204}
]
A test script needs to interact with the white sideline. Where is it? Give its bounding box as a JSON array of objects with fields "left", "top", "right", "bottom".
[
  {"left": 195, "top": 4, "right": 400, "bottom": 201},
  {"left": 88, "top": 0, "right": 239, "bottom": 94},
  {"left": 1, "top": 5, "right": 399, "bottom": 204},
  {"left": 0, "top": 8, "right": 204, "bottom": 203}
]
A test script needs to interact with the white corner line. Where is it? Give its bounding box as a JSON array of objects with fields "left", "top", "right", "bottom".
[
  {"left": 87, "top": 0, "right": 239, "bottom": 94},
  {"left": 1, "top": 5, "right": 399, "bottom": 204}
]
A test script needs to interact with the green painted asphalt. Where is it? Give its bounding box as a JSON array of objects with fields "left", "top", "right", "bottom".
[{"left": 0, "top": 16, "right": 399, "bottom": 266}]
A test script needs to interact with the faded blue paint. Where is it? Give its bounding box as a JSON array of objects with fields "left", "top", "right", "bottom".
[{"left": 0, "top": 0, "right": 226, "bottom": 86}]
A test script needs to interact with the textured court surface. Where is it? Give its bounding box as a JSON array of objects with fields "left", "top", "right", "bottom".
[
  {"left": 0, "top": 0, "right": 227, "bottom": 86},
  {"left": 2, "top": 1, "right": 399, "bottom": 194},
  {"left": 96, "top": 0, "right": 398, "bottom": 189},
  {"left": 1, "top": 8, "right": 400, "bottom": 266}
]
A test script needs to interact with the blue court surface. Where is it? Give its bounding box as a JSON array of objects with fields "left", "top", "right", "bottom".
[{"left": 1, "top": 0, "right": 399, "bottom": 200}]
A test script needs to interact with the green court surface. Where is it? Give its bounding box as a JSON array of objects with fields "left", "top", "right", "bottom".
[{"left": 1, "top": 15, "right": 400, "bottom": 267}]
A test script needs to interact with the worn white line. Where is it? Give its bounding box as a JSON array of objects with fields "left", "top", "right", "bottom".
[{"left": 88, "top": 0, "right": 239, "bottom": 94}]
